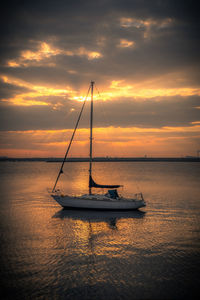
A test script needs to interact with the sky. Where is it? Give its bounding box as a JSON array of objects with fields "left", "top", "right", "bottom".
[{"left": 0, "top": 0, "right": 199, "bottom": 157}]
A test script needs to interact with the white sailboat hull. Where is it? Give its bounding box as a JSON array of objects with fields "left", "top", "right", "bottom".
[{"left": 51, "top": 194, "right": 146, "bottom": 210}]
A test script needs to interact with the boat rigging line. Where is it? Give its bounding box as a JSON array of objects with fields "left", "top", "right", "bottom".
[{"left": 52, "top": 84, "right": 91, "bottom": 192}]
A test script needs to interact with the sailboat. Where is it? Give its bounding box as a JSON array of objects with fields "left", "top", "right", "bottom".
[{"left": 51, "top": 81, "right": 146, "bottom": 210}]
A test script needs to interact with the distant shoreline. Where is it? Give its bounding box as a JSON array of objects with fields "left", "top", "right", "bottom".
[{"left": 0, "top": 157, "right": 199, "bottom": 162}]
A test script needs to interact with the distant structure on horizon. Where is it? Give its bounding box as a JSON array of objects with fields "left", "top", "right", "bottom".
[{"left": 1, "top": 156, "right": 200, "bottom": 162}]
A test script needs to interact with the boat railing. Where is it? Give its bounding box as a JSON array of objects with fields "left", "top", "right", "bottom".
[
  {"left": 49, "top": 188, "right": 62, "bottom": 195},
  {"left": 135, "top": 192, "right": 145, "bottom": 201}
]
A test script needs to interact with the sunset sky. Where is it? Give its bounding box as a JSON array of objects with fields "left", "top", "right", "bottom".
[{"left": 0, "top": 0, "right": 199, "bottom": 157}]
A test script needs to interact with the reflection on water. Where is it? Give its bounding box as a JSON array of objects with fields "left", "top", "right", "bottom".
[
  {"left": 0, "top": 162, "right": 200, "bottom": 299},
  {"left": 53, "top": 208, "right": 146, "bottom": 229}
]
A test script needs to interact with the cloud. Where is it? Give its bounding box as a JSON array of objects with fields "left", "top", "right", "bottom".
[
  {"left": 0, "top": 0, "right": 199, "bottom": 156},
  {"left": 0, "top": 77, "right": 32, "bottom": 100},
  {"left": 0, "top": 0, "right": 199, "bottom": 86},
  {"left": 0, "top": 125, "right": 199, "bottom": 158},
  {"left": 0, "top": 95, "right": 199, "bottom": 131}
]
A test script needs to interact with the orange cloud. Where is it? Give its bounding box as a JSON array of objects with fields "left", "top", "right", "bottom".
[
  {"left": 1, "top": 70, "right": 200, "bottom": 107},
  {"left": 118, "top": 39, "right": 135, "bottom": 48},
  {"left": 85, "top": 80, "right": 200, "bottom": 102},
  {"left": 120, "top": 17, "right": 173, "bottom": 39},
  {"left": 0, "top": 125, "right": 199, "bottom": 158},
  {"left": 6, "top": 42, "right": 103, "bottom": 68},
  {"left": 0, "top": 75, "right": 75, "bottom": 106}
]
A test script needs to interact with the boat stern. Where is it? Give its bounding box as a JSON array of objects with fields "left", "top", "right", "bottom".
[{"left": 135, "top": 192, "right": 146, "bottom": 207}]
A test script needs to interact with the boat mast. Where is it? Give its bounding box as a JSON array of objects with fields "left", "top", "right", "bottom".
[{"left": 89, "top": 81, "right": 94, "bottom": 195}]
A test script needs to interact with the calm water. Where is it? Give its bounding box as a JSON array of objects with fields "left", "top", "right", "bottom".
[{"left": 0, "top": 161, "right": 200, "bottom": 299}]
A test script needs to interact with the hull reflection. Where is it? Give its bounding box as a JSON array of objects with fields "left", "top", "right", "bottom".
[{"left": 53, "top": 208, "right": 145, "bottom": 229}]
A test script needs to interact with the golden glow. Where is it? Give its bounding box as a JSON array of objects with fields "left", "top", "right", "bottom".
[
  {"left": 110, "top": 80, "right": 132, "bottom": 90},
  {"left": 1, "top": 72, "right": 200, "bottom": 107},
  {"left": 3, "top": 125, "right": 198, "bottom": 137},
  {"left": 7, "top": 61, "right": 20, "bottom": 67},
  {"left": 68, "top": 70, "right": 77, "bottom": 74},
  {"left": 32, "top": 85, "right": 73, "bottom": 96},
  {"left": 120, "top": 17, "right": 173, "bottom": 29},
  {"left": 120, "top": 17, "right": 173, "bottom": 28},
  {"left": 21, "top": 42, "right": 61, "bottom": 61},
  {"left": 97, "top": 80, "right": 200, "bottom": 100},
  {"left": 1, "top": 21, "right": 199, "bottom": 162},
  {"left": 0, "top": 74, "right": 75, "bottom": 106},
  {"left": 120, "top": 17, "right": 173, "bottom": 39},
  {"left": 132, "top": 87, "right": 200, "bottom": 97},
  {"left": 72, "top": 94, "right": 99, "bottom": 102},
  {"left": 0, "top": 125, "right": 199, "bottom": 158},
  {"left": 64, "top": 47, "right": 102, "bottom": 60},
  {"left": 190, "top": 121, "right": 200, "bottom": 124},
  {"left": 6, "top": 42, "right": 102, "bottom": 68},
  {"left": 1, "top": 75, "right": 9, "bottom": 83},
  {"left": 6, "top": 42, "right": 61, "bottom": 67},
  {"left": 7, "top": 95, "right": 49, "bottom": 106},
  {"left": 120, "top": 17, "right": 135, "bottom": 28},
  {"left": 1, "top": 74, "right": 34, "bottom": 90},
  {"left": 87, "top": 51, "right": 102, "bottom": 59},
  {"left": 2, "top": 67, "right": 200, "bottom": 107},
  {"left": 118, "top": 39, "right": 135, "bottom": 48},
  {"left": 94, "top": 125, "right": 200, "bottom": 134}
]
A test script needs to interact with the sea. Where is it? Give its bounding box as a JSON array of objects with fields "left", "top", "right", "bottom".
[{"left": 0, "top": 161, "right": 199, "bottom": 300}]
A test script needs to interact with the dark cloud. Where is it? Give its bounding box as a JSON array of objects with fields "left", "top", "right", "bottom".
[
  {"left": 0, "top": 95, "right": 199, "bottom": 131},
  {"left": 0, "top": 0, "right": 199, "bottom": 139},
  {"left": 0, "top": 0, "right": 199, "bottom": 80},
  {"left": 0, "top": 78, "right": 32, "bottom": 100}
]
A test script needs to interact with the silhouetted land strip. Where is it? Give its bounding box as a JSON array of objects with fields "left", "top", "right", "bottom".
[{"left": 0, "top": 157, "right": 199, "bottom": 162}]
